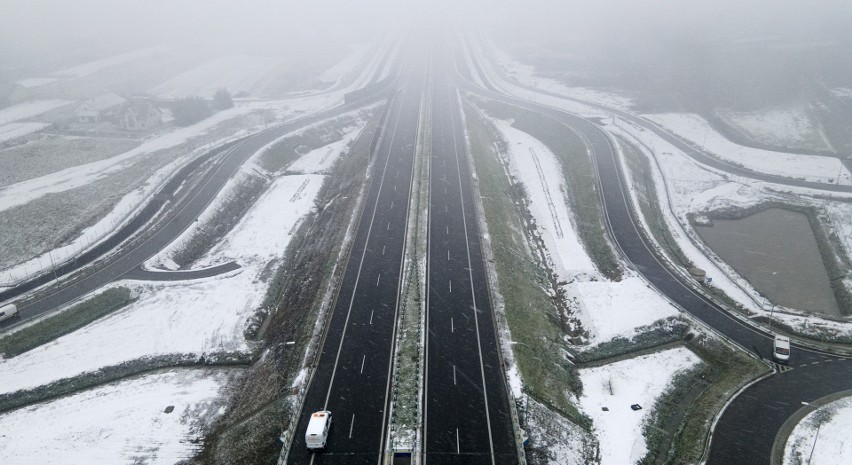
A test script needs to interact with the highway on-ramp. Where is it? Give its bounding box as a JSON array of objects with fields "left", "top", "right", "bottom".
[
  {"left": 456, "top": 66, "right": 852, "bottom": 465},
  {"left": 0, "top": 95, "right": 391, "bottom": 332}
]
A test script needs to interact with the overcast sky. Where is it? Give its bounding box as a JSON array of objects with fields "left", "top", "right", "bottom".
[{"left": 2, "top": 0, "right": 851, "bottom": 84}]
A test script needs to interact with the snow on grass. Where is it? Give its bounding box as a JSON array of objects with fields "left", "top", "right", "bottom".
[
  {"left": 13, "top": 77, "right": 60, "bottom": 89},
  {"left": 523, "top": 396, "right": 596, "bottom": 465},
  {"left": 0, "top": 147, "right": 202, "bottom": 285},
  {"left": 0, "top": 369, "right": 230, "bottom": 465},
  {"left": 608, "top": 119, "right": 782, "bottom": 311},
  {"left": 147, "top": 113, "right": 337, "bottom": 271},
  {"left": 644, "top": 113, "right": 850, "bottom": 185},
  {"left": 483, "top": 39, "right": 634, "bottom": 112},
  {"left": 0, "top": 273, "right": 253, "bottom": 395},
  {"left": 0, "top": 99, "right": 71, "bottom": 125},
  {"left": 0, "top": 101, "right": 280, "bottom": 214},
  {"left": 150, "top": 55, "right": 279, "bottom": 99},
  {"left": 475, "top": 37, "right": 850, "bottom": 187},
  {"left": 193, "top": 173, "right": 323, "bottom": 269},
  {"left": 0, "top": 122, "right": 50, "bottom": 143},
  {"left": 286, "top": 116, "right": 369, "bottom": 175},
  {"left": 606, "top": 115, "right": 852, "bottom": 331},
  {"left": 319, "top": 44, "right": 369, "bottom": 85},
  {"left": 717, "top": 106, "right": 834, "bottom": 151},
  {"left": 826, "top": 202, "right": 852, "bottom": 261},
  {"left": 783, "top": 395, "right": 852, "bottom": 465},
  {"left": 830, "top": 87, "right": 852, "bottom": 98},
  {"left": 51, "top": 47, "right": 166, "bottom": 79},
  {"left": 0, "top": 168, "right": 323, "bottom": 394},
  {"left": 484, "top": 113, "right": 681, "bottom": 346},
  {"left": 465, "top": 38, "right": 607, "bottom": 119},
  {"left": 1, "top": 92, "right": 347, "bottom": 285},
  {"left": 472, "top": 36, "right": 633, "bottom": 112},
  {"left": 377, "top": 39, "right": 401, "bottom": 82},
  {"left": 460, "top": 37, "right": 487, "bottom": 89},
  {"left": 490, "top": 118, "right": 598, "bottom": 277},
  {"left": 578, "top": 347, "right": 701, "bottom": 465},
  {"left": 569, "top": 276, "right": 681, "bottom": 346}
]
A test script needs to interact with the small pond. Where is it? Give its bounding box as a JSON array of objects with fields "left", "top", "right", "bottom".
[{"left": 695, "top": 208, "right": 839, "bottom": 315}]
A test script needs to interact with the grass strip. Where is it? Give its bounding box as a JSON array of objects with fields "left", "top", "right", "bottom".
[
  {"left": 472, "top": 97, "right": 622, "bottom": 280},
  {"left": 200, "top": 103, "right": 385, "bottom": 465},
  {"left": 463, "top": 99, "right": 590, "bottom": 429},
  {"left": 0, "top": 286, "right": 135, "bottom": 358},
  {"left": 640, "top": 337, "right": 769, "bottom": 465}
]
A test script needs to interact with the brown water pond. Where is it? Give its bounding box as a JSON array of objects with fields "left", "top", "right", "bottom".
[{"left": 695, "top": 207, "right": 839, "bottom": 315}]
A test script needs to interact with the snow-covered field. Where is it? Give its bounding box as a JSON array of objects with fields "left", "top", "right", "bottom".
[
  {"left": 14, "top": 77, "right": 60, "bottom": 89},
  {"left": 644, "top": 113, "right": 849, "bottom": 185},
  {"left": 608, "top": 113, "right": 852, "bottom": 334},
  {"left": 783, "top": 395, "right": 852, "bottom": 465},
  {"left": 1, "top": 44, "right": 376, "bottom": 287},
  {"left": 522, "top": 396, "right": 596, "bottom": 465},
  {"left": 0, "top": 99, "right": 70, "bottom": 126},
  {"left": 0, "top": 104, "right": 260, "bottom": 213},
  {"left": 0, "top": 122, "right": 50, "bottom": 144},
  {"left": 12, "top": 48, "right": 168, "bottom": 92},
  {"left": 491, "top": 118, "right": 597, "bottom": 276},
  {"left": 569, "top": 277, "right": 681, "bottom": 346},
  {"left": 0, "top": 369, "right": 230, "bottom": 465},
  {"left": 51, "top": 47, "right": 166, "bottom": 79},
  {"left": 483, "top": 39, "right": 634, "bottom": 113},
  {"left": 0, "top": 169, "right": 323, "bottom": 394},
  {"left": 486, "top": 112, "right": 680, "bottom": 346},
  {"left": 473, "top": 37, "right": 852, "bottom": 334},
  {"left": 150, "top": 55, "right": 280, "bottom": 99},
  {"left": 287, "top": 128, "right": 365, "bottom": 174},
  {"left": 716, "top": 106, "right": 834, "bottom": 152},
  {"left": 578, "top": 347, "right": 701, "bottom": 465},
  {"left": 319, "top": 44, "right": 369, "bottom": 85},
  {"left": 473, "top": 37, "right": 851, "bottom": 187}
]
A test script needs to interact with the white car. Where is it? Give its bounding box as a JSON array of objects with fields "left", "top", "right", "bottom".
[
  {"left": 0, "top": 304, "right": 18, "bottom": 323},
  {"left": 773, "top": 335, "right": 791, "bottom": 362},
  {"left": 305, "top": 410, "right": 332, "bottom": 450}
]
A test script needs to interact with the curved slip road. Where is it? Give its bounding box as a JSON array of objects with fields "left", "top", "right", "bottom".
[
  {"left": 0, "top": 94, "right": 393, "bottom": 332},
  {"left": 122, "top": 261, "right": 241, "bottom": 281},
  {"left": 465, "top": 36, "right": 852, "bottom": 195},
  {"left": 456, "top": 70, "right": 852, "bottom": 465}
]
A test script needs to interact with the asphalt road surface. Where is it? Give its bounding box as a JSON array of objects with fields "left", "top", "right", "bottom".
[
  {"left": 421, "top": 46, "right": 518, "bottom": 465},
  {"left": 0, "top": 97, "right": 389, "bottom": 332},
  {"left": 286, "top": 47, "right": 425, "bottom": 465},
  {"left": 468, "top": 43, "right": 852, "bottom": 195},
  {"left": 0, "top": 38, "right": 403, "bottom": 330},
  {"left": 456, "top": 71, "right": 852, "bottom": 464}
]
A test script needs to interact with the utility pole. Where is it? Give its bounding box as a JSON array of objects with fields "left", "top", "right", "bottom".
[{"left": 48, "top": 250, "right": 59, "bottom": 282}]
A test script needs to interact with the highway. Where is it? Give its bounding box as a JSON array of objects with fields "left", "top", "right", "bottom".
[
  {"left": 0, "top": 44, "right": 401, "bottom": 331},
  {"left": 0, "top": 100, "right": 386, "bottom": 331},
  {"left": 421, "top": 43, "right": 518, "bottom": 465},
  {"left": 466, "top": 35, "right": 852, "bottom": 195},
  {"left": 286, "top": 44, "right": 425, "bottom": 465},
  {"left": 456, "top": 45, "right": 852, "bottom": 464}
]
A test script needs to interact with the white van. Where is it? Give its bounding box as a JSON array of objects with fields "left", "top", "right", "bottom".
[
  {"left": 0, "top": 304, "right": 18, "bottom": 323},
  {"left": 305, "top": 410, "right": 332, "bottom": 450},
  {"left": 773, "top": 335, "right": 791, "bottom": 362}
]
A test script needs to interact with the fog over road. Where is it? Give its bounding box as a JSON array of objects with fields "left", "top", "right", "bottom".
[{"left": 458, "top": 43, "right": 852, "bottom": 465}]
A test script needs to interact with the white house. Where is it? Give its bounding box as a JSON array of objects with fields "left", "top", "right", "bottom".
[
  {"left": 75, "top": 93, "right": 126, "bottom": 123},
  {"left": 118, "top": 101, "right": 162, "bottom": 131}
]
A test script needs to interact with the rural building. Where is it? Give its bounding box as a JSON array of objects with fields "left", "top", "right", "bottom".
[
  {"left": 75, "top": 93, "right": 126, "bottom": 123},
  {"left": 118, "top": 101, "right": 162, "bottom": 131}
]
